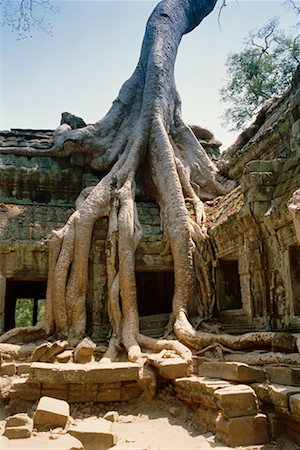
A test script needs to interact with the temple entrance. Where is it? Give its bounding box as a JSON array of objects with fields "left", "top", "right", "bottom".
[
  {"left": 216, "top": 260, "right": 242, "bottom": 311},
  {"left": 136, "top": 271, "right": 174, "bottom": 317},
  {"left": 4, "top": 280, "right": 46, "bottom": 331}
]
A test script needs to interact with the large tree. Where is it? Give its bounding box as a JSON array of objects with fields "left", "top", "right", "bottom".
[{"left": 0, "top": 0, "right": 293, "bottom": 362}]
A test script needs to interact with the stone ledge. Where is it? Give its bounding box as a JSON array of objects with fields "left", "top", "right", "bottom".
[
  {"left": 29, "top": 362, "right": 140, "bottom": 384},
  {"left": 199, "top": 361, "right": 265, "bottom": 383}
]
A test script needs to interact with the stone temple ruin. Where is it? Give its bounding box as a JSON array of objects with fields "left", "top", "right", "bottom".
[{"left": 0, "top": 66, "right": 300, "bottom": 448}]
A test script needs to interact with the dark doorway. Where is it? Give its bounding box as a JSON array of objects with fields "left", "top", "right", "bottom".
[
  {"left": 136, "top": 271, "right": 174, "bottom": 317},
  {"left": 289, "top": 245, "right": 300, "bottom": 315},
  {"left": 217, "top": 260, "right": 242, "bottom": 311},
  {"left": 4, "top": 280, "right": 47, "bottom": 331}
]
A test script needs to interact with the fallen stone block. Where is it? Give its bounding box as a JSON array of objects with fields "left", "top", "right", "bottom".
[
  {"left": 216, "top": 413, "right": 269, "bottom": 447},
  {"left": 31, "top": 341, "right": 68, "bottom": 363},
  {"left": 199, "top": 361, "right": 265, "bottom": 383},
  {"left": 68, "top": 418, "right": 117, "bottom": 450},
  {"left": 104, "top": 411, "right": 119, "bottom": 422},
  {"left": 74, "top": 337, "right": 96, "bottom": 363},
  {"left": 215, "top": 384, "right": 259, "bottom": 418},
  {"left": 34, "top": 396, "right": 70, "bottom": 429},
  {"left": 56, "top": 350, "right": 73, "bottom": 363},
  {"left": 148, "top": 355, "right": 189, "bottom": 379},
  {"left": 174, "top": 376, "right": 231, "bottom": 407},
  {"left": 4, "top": 413, "right": 33, "bottom": 439},
  {"left": 272, "top": 333, "right": 296, "bottom": 353}
]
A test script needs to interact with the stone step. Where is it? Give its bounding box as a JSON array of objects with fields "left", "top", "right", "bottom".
[
  {"left": 68, "top": 418, "right": 117, "bottom": 450},
  {"left": 216, "top": 413, "right": 269, "bottom": 447},
  {"left": 199, "top": 361, "right": 265, "bottom": 383},
  {"left": 29, "top": 361, "right": 140, "bottom": 384},
  {"left": 147, "top": 354, "right": 189, "bottom": 379},
  {"left": 266, "top": 366, "right": 300, "bottom": 386},
  {"left": 253, "top": 382, "right": 300, "bottom": 413}
]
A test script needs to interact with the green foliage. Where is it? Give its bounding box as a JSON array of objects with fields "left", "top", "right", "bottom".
[
  {"left": 221, "top": 18, "right": 300, "bottom": 130},
  {"left": 15, "top": 298, "right": 45, "bottom": 327}
]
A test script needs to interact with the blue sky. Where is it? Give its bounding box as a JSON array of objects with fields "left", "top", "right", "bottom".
[{"left": 1, "top": 0, "right": 299, "bottom": 148}]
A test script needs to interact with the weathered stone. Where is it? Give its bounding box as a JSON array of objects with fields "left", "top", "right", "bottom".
[
  {"left": 30, "top": 362, "right": 139, "bottom": 384},
  {"left": 254, "top": 383, "right": 300, "bottom": 410},
  {"left": 42, "top": 382, "right": 69, "bottom": 401},
  {"left": 6, "top": 413, "right": 30, "bottom": 427},
  {"left": 272, "top": 333, "right": 296, "bottom": 353},
  {"left": 17, "top": 363, "right": 31, "bottom": 376},
  {"left": 216, "top": 413, "right": 269, "bottom": 446},
  {"left": 267, "top": 366, "right": 300, "bottom": 386},
  {"left": 4, "top": 424, "right": 33, "bottom": 439},
  {"left": 10, "top": 378, "right": 41, "bottom": 401},
  {"left": 199, "top": 361, "right": 265, "bottom": 383},
  {"left": 197, "top": 406, "right": 218, "bottom": 432},
  {"left": 74, "top": 338, "right": 96, "bottom": 363},
  {"left": 40, "top": 340, "right": 69, "bottom": 362},
  {"left": 174, "top": 376, "right": 231, "bottom": 406},
  {"left": 215, "top": 385, "right": 259, "bottom": 418},
  {"left": 4, "top": 413, "right": 33, "bottom": 439},
  {"left": 148, "top": 355, "right": 189, "bottom": 379},
  {"left": 289, "top": 393, "right": 300, "bottom": 416},
  {"left": 31, "top": 342, "right": 52, "bottom": 362},
  {"left": 56, "top": 350, "right": 73, "bottom": 363},
  {"left": 97, "top": 387, "right": 121, "bottom": 402},
  {"left": 69, "top": 384, "right": 98, "bottom": 403},
  {"left": 0, "top": 363, "right": 16, "bottom": 377},
  {"left": 68, "top": 418, "right": 117, "bottom": 450},
  {"left": 34, "top": 396, "right": 70, "bottom": 429},
  {"left": 103, "top": 411, "right": 119, "bottom": 422},
  {"left": 121, "top": 381, "right": 143, "bottom": 401}
]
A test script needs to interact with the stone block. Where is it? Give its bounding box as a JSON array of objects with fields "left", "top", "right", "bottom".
[
  {"left": 216, "top": 413, "right": 269, "bottom": 447},
  {"left": 272, "top": 333, "right": 296, "bottom": 353},
  {"left": 4, "top": 424, "right": 32, "bottom": 439},
  {"left": 74, "top": 337, "right": 96, "bottom": 363},
  {"left": 34, "top": 396, "right": 70, "bottom": 429},
  {"left": 121, "top": 381, "right": 143, "bottom": 401},
  {"left": 16, "top": 363, "right": 31, "bottom": 376},
  {"left": 174, "top": 376, "right": 230, "bottom": 408},
  {"left": 0, "top": 363, "right": 16, "bottom": 377},
  {"left": 56, "top": 350, "right": 73, "bottom": 363},
  {"left": 41, "top": 382, "right": 68, "bottom": 401},
  {"left": 148, "top": 355, "right": 189, "bottom": 379},
  {"left": 254, "top": 383, "right": 300, "bottom": 410},
  {"left": 289, "top": 393, "right": 300, "bottom": 416},
  {"left": 30, "top": 361, "right": 139, "bottom": 384},
  {"left": 215, "top": 385, "right": 259, "bottom": 418},
  {"left": 103, "top": 411, "right": 119, "bottom": 422},
  {"left": 97, "top": 387, "right": 121, "bottom": 402},
  {"left": 68, "top": 418, "right": 117, "bottom": 450},
  {"left": 199, "top": 361, "right": 265, "bottom": 383},
  {"left": 4, "top": 413, "right": 33, "bottom": 439},
  {"left": 69, "top": 384, "right": 98, "bottom": 403},
  {"left": 267, "top": 366, "right": 300, "bottom": 386},
  {"left": 31, "top": 342, "right": 52, "bottom": 362},
  {"left": 10, "top": 378, "right": 41, "bottom": 401}
]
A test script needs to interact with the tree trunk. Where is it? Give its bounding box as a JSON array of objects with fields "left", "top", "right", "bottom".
[{"left": 0, "top": 0, "right": 294, "bottom": 360}]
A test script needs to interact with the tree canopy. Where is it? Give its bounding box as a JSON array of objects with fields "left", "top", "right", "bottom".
[{"left": 220, "top": 17, "right": 300, "bottom": 131}]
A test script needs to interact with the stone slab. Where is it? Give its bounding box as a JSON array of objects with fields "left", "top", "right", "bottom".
[
  {"left": 254, "top": 383, "right": 300, "bottom": 410},
  {"left": 3, "top": 424, "right": 32, "bottom": 439},
  {"left": 216, "top": 413, "right": 269, "bottom": 447},
  {"left": 30, "top": 362, "right": 139, "bottom": 384},
  {"left": 69, "top": 383, "right": 98, "bottom": 403},
  {"left": 16, "top": 363, "right": 31, "bottom": 376},
  {"left": 34, "top": 396, "right": 70, "bottom": 429},
  {"left": 215, "top": 384, "right": 259, "bottom": 418},
  {"left": 0, "top": 363, "right": 16, "bottom": 377},
  {"left": 68, "top": 418, "right": 117, "bottom": 450},
  {"left": 10, "top": 378, "right": 41, "bottom": 401},
  {"left": 267, "top": 366, "right": 300, "bottom": 386},
  {"left": 199, "top": 361, "right": 265, "bottom": 383},
  {"left": 148, "top": 355, "right": 189, "bottom": 379}
]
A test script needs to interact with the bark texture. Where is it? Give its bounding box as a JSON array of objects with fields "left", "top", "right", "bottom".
[{"left": 0, "top": 0, "right": 292, "bottom": 361}]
